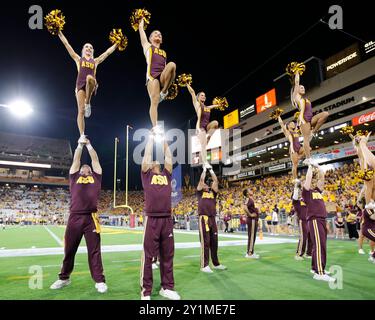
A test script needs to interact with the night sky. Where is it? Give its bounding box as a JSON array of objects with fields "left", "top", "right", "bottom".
[{"left": 0, "top": 1, "right": 372, "bottom": 189}]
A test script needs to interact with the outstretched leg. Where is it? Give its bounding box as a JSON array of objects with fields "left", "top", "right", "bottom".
[
  {"left": 85, "top": 75, "right": 97, "bottom": 105},
  {"left": 75, "top": 90, "right": 86, "bottom": 136},
  {"left": 147, "top": 79, "right": 161, "bottom": 127},
  {"left": 311, "top": 112, "right": 329, "bottom": 134},
  {"left": 198, "top": 129, "right": 208, "bottom": 165},
  {"left": 160, "top": 62, "right": 176, "bottom": 95}
]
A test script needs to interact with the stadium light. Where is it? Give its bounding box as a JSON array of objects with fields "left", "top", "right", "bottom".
[
  {"left": 0, "top": 99, "right": 33, "bottom": 118},
  {"left": 0, "top": 160, "right": 51, "bottom": 169}
]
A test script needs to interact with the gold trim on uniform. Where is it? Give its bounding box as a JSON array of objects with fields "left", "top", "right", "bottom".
[
  {"left": 140, "top": 216, "right": 149, "bottom": 297},
  {"left": 313, "top": 220, "right": 323, "bottom": 275}
]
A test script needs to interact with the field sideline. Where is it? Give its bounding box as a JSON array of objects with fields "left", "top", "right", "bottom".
[{"left": 0, "top": 226, "right": 374, "bottom": 300}]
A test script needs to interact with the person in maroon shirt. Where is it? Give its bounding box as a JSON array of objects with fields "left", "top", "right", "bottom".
[
  {"left": 292, "top": 182, "right": 313, "bottom": 260},
  {"left": 138, "top": 19, "right": 177, "bottom": 133},
  {"left": 186, "top": 84, "right": 219, "bottom": 167},
  {"left": 361, "top": 208, "right": 375, "bottom": 263},
  {"left": 140, "top": 135, "right": 180, "bottom": 300},
  {"left": 291, "top": 71, "right": 328, "bottom": 165},
  {"left": 243, "top": 189, "right": 260, "bottom": 259},
  {"left": 302, "top": 163, "right": 335, "bottom": 282},
  {"left": 197, "top": 166, "right": 227, "bottom": 273},
  {"left": 50, "top": 137, "right": 107, "bottom": 293},
  {"left": 57, "top": 31, "right": 118, "bottom": 140}
]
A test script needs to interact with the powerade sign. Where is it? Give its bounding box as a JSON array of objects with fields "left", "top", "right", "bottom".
[
  {"left": 325, "top": 43, "right": 361, "bottom": 79},
  {"left": 240, "top": 104, "right": 256, "bottom": 119}
]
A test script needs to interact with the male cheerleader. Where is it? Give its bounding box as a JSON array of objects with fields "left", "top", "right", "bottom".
[
  {"left": 197, "top": 166, "right": 227, "bottom": 273},
  {"left": 50, "top": 137, "right": 107, "bottom": 293},
  {"left": 243, "top": 189, "right": 260, "bottom": 259},
  {"left": 302, "top": 164, "right": 335, "bottom": 282},
  {"left": 140, "top": 135, "right": 180, "bottom": 300},
  {"left": 292, "top": 182, "right": 313, "bottom": 260}
]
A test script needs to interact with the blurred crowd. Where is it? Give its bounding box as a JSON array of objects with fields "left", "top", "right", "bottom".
[{"left": 0, "top": 162, "right": 365, "bottom": 238}]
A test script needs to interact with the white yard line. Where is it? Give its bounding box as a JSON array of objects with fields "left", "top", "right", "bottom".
[
  {"left": 43, "top": 226, "right": 63, "bottom": 246},
  {"left": 0, "top": 237, "right": 297, "bottom": 258}
]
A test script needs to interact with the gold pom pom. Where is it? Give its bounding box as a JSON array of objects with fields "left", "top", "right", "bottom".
[
  {"left": 109, "top": 29, "right": 128, "bottom": 51},
  {"left": 286, "top": 62, "right": 306, "bottom": 77},
  {"left": 357, "top": 169, "right": 374, "bottom": 181},
  {"left": 177, "top": 73, "right": 192, "bottom": 87},
  {"left": 356, "top": 130, "right": 369, "bottom": 137},
  {"left": 130, "top": 8, "right": 151, "bottom": 31},
  {"left": 212, "top": 97, "right": 229, "bottom": 111},
  {"left": 294, "top": 111, "right": 300, "bottom": 121},
  {"left": 44, "top": 9, "right": 65, "bottom": 35},
  {"left": 340, "top": 126, "right": 354, "bottom": 135},
  {"left": 165, "top": 83, "right": 179, "bottom": 100},
  {"left": 270, "top": 108, "right": 283, "bottom": 120}
]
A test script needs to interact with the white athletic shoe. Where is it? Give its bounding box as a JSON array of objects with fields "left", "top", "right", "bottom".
[
  {"left": 95, "top": 282, "right": 108, "bottom": 294},
  {"left": 303, "top": 158, "right": 311, "bottom": 166},
  {"left": 200, "top": 266, "right": 214, "bottom": 273},
  {"left": 365, "top": 202, "right": 375, "bottom": 210},
  {"left": 78, "top": 134, "right": 87, "bottom": 144},
  {"left": 159, "top": 288, "right": 181, "bottom": 300},
  {"left": 294, "top": 255, "right": 304, "bottom": 261},
  {"left": 159, "top": 91, "right": 168, "bottom": 102},
  {"left": 245, "top": 253, "right": 260, "bottom": 259},
  {"left": 152, "top": 263, "right": 159, "bottom": 270},
  {"left": 84, "top": 103, "right": 91, "bottom": 118},
  {"left": 213, "top": 264, "right": 227, "bottom": 270},
  {"left": 310, "top": 269, "right": 330, "bottom": 275},
  {"left": 358, "top": 249, "right": 366, "bottom": 255},
  {"left": 304, "top": 255, "right": 312, "bottom": 259},
  {"left": 368, "top": 256, "right": 375, "bottom": 263},
  {"left": 141, "top": 295, "right": 151, "bottom": 300},
  {"left": 50, "top": 279, "right": 71, "bottom": 290},
  {"left": 313, "top": 273, "right": 336, "bottom": 282}
]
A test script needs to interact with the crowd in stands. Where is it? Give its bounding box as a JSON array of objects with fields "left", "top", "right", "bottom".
[{"left": 0, "top": 162, "right": 365, "bottom": 239}]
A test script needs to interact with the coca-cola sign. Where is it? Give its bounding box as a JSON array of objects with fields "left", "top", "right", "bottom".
[{"left": 352, "top": 110, "right": 375, "bottom": 126}]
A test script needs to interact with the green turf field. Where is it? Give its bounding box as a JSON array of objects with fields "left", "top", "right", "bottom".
[{"left": 0, "top": 226, "right": 374, "bottom": 300}]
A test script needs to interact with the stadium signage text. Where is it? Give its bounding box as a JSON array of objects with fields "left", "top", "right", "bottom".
[
  {"left": 326, "top": 52, "right": 358, "bottom": 71},
  {"left": 256, "top": 89, "right": 277, "bottom": 113},
  {"left": 313, "top": 96, "right": 355, "bottom": 116},
  {"left": 352, "top": 110, "right": 375, "bottom": 126},
  {"left": 248, "top": 148, "right": 266, "bottom": 158},
  {"left": 364, "top": 41, "right": 375, "bottom": 55},
  {"left": 267, "top": 163, "right": 286, "bottom": 172},
  {"left": 240, "top": 104, "right": 255, "bottom": 119}
]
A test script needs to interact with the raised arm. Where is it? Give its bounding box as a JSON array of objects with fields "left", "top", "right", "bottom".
[
  {"left": 69, "top": 140, "right": 84, "bottom": 174},
  {"left": 138, "top": 19, "right": 151, "bottom": 53},
  {"left": 208, "top": 168, "right": 219, "bottom": 193},
  {"left": 86, "top": 139, "right": 102, "bottom": 175},
  {"left": 359, "top": 133, "right": 375, "bottom": 169},
  {"left": 142, "top": 135, "right": 154, "bottom": 173},
  {"left": 278, "top": 116, "right": 289, "bottom": 138},
  {"left": 186, "top": 84, "right": 200, "bottom": 113},
  {"left": 58, "top": 31, "right": 80, "bottom": 64},
  {"left": 303, "top": 165, "right": 313, "bottom": 191},
  {"left": 292, "top": 72, "right": 300, "bottom": 100},
  {"left": 197, "top": 168, "right": 206, "bottom": 191},
  {"left": 95, "top": 43, "right": 118, "bottom": 65},
  {"left": 164, "top": 141, "right": 173, "bottom": 174}
]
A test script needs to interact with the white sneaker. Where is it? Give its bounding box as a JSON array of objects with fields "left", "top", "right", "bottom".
[
  {"left": 368, "top": 256, "right": 375, "bottom": 263},
  {"left": 84, "top": 103, "right": 91, "bottom": 118},
  {"left": 313, "top": 273, "right": 336, "bottom": 282},
  {"left": 78, "top": 134, "right": 87, "bottom": 144},
  {"left": 95, "top": 282, "right": 108, "bottom": 294},
  {"left": 213, "top": 264, "right": 227, "bottom": 270},
  {"left": 365, "top": 202, "right": 375, "bottom": 210},
  {"left": 141, "top": 295, "right": 151, "bottom": 300},
  {"left": 245, "top": 253, "right": 260, "bottom": 259},
  {"left": 159, "top": 91, "right": 168, "bottom": 102},
  {"left": 50, "top": 279, "right": 71, "bottom": 290},
  {"left": 152, "top": 263, "right": 159, "bottom": 270},
  {"left": 200, "top": 266, "right": 214, "bottom": 273},
  {"left": 358, "top": 249, "right": 366, "bottom": 255},
  {"left": 159, "top": 288, "right": 181, "bottom": 300},
  {"left": 303, "top": 158, "right": 311, "bottom": 166},
  {"left": 304, "top": 255, "right": 312, "bottom": 259},
  {"left": 294, "top": 255, "right": 304, "bottom": 261},
  {"left": 310, "top": 269, "right": 330, "bottom": 275}
]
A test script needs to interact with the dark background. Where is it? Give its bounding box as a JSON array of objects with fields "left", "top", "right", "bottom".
[{"left": 0, "top": 0, "right": 372, "bottom": 189}]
